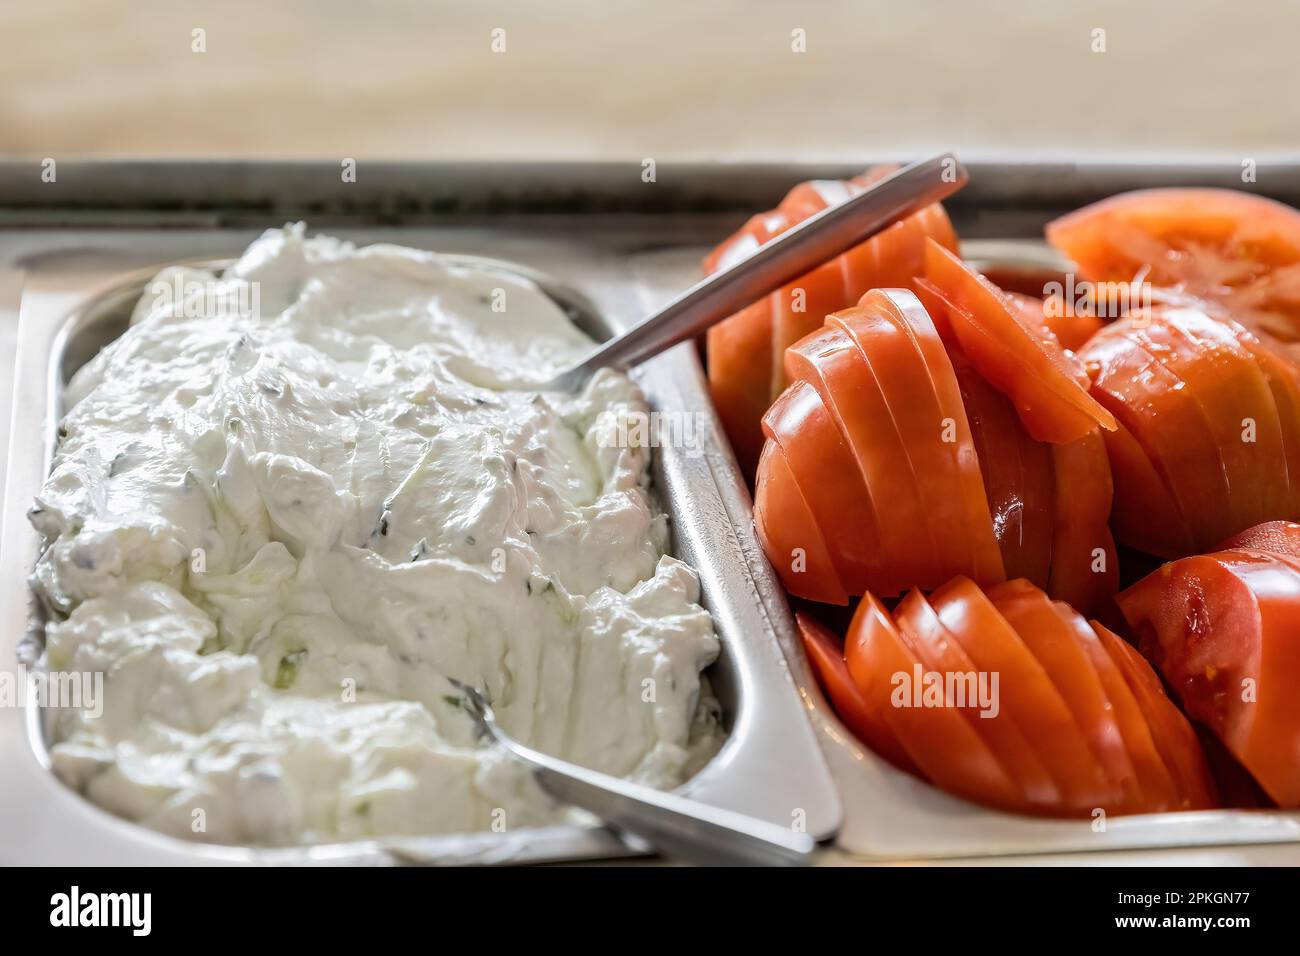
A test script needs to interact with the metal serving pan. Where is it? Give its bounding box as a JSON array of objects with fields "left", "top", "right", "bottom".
[
  {"left": 0, "top": 226, "right": 842, "bottom": 865},
  {"left": 3, "top": 161, "right": 1300, "bottom": 864}
]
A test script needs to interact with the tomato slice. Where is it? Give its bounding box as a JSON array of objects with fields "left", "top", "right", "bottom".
[
  {"left": 844, "top": 592, "right": 1023, "bottom": 811},
  {"left": 1219, "top": 520, "right": 1300, "bottom": 561},
  {"left": 785, "top": 325, "right": 936, "bottom": 592},
  {"left": 893, "top": 589, "right": 1061, "bottom": 810},
  {"left": 706, "top": 299, "right": 772, "bottom": 477},
  {"left": 1082, "top": 319, "right": 1235, "bottom": 551},
  {"left": 928, "top": 577, "right": 1116, "bottom": 813},
  {"left": 1100, "top": 415, "right": 1196, "bottom": 558},
  {"left": 762, "top": 381, "right": 881, "bottom": 593},
  {"left": 923, "top": 238, "right": 1117, "bottom": 443},
  {"left": 1140, "top": 306, "right": 1291, "bottom": 534},
  {"left": 835, "top": 290, "right": 1004, "bottom": 587},
  {"left": 1119, "top": 549, "right": 1300, "bottom": 806},
  {"left": 795, "top": 610, "right": 917, "bottom": 773},
  {"left": 1005, "top": 290, "right": 1105, "bottom": 354},
  {"left": 988, "top": 579, "right": 1139, "bottom": 810},
  {"left": 1048, "top": 428, "right": 1119, "bottom": 613},
  {"left": 1231, "top": 325, "right": 1300, "bottom": 515},
  {"left": 1092, "top": 622, "right": 1219, "bottom": 811},
  {"left": 952, "top": 351, "right": 1054, "bottom": 587},
  {"left": 1046, "top": 188, "right": 1300, "bottom": 361},
  {"left": 704, "top": 170, "right": 958, "bottom": 476},
  {"left": 752, "top": 440, "right": 849, "bottom": 604},
  {"left": 1048, "top": 604, "right": 1179, "bottom": 812}
]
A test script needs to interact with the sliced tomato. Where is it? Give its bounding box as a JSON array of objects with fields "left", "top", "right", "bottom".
[
  {"left": 928, "top": 577, "right": 1116, "bottom": 813},
  {"left": 1048, "top": 605, "right": 1179, "bottom": 812},
  {"left": 1082, "top": 319, "right": 1235, "bottom": 551},
  {"left": 1119, "top": 549, "right": 1300, "bottom": 806},
  {"left": 1092, "top": 622, "right": 1219, "bottom": 811},
  {"left": 1230, "top": 325, "right": 1300, "bottom": 515},
  {"left": 1005, "top": 290, "right": 1106, "bottom": 354},
  {"left": 1139, "top": 306, "right": 1291, "bottom": 534},
  {"left": 1046, "top": 188, "right": 1300, "bottom": 361},
  {"left": 844, "top": 592, "right": 1023, "bottom": 811},
  {"left": 988, "top": 579, "right": 1139, "bottom": 810},
  {"left": 784, "top": 325, "right": 936, "bottom": 593},
  {"left": 1048, "top": 428, "right": 1119, "bottom": 613},
  {"left": 893, "top": 589, "right": 1061, "bottom": 810},
  {"left": 795, "top": 610, "right": 917, "bottom": 773},
  {"left": 923, "top": 238, "right": 1117, "bottom": 443},
  {"left": 1219, "top": 520, "right": 1300, "bottom": 561},
  {"left": 1099, "top": 415, "right": 1196, "bottom": 558},
  {"left": 952, "top": 351, "right": 1054, "bottom": 587},
  {"left": 762, "top": 381, "right": 881, "bottom": 593},
  {"left": 705, "top": 300, "right": 772, "bottom": 476},
  {"left": 704, "top": 170, "right": 958, "bottom": 477},
  {"left": 834, "top": 290, "right": 1004, "bottom": 587},
  {"left": 752, "top": 440, "right": 848, "bottom": 604}
]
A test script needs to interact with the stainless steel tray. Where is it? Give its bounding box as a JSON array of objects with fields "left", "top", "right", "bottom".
[{"left": 0, "top": 227, "right": 842, "bottom": 865}]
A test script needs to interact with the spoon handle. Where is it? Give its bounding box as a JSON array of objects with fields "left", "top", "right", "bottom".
[
  {"left": 508, "top": 739, "right": 816, "bottom": 866},
  {"left": 553, "top": 152, "right": 967, "bottom": 390}
]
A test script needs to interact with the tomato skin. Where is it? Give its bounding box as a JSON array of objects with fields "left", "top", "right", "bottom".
[
  {"left": 796, "top": 610, "right": 917, "bottom": 773},
  {"left": 1048, "top": 428, "right": 1119, "bottom": 613},
  {"left": 752, "top": 440, "right": 849, "bottom": 604},
  {"left": 1081, "top": 307, "right": 1297, "bottom": 555},
  {"left": 1047, "top": 187, "right": 1300, "bottom": 362},
  {"left": 1092, "top": 622, "right": 1219, "bottom": 811},
  {"left": 928, "top": 577, "right": 1116, "bottom": 813},
  {"left": 844, "top": 592, "right": 1023, "bottom": 811},
  {"left": 987, "top": 579, "right": 1139, "bottom": 810},
  {"left": 923, "top": 238, "right": 1117, "bottom": 444},
  {"left": 1119, "top": 550, "right": 1300, "bottom": 806},
  {"left": 1219, "top": 520, "right": 1300, "bottom": 561},
  {"left": 784, "top": 325, "right": 937, "bottom": 593},
  {"left": 952, "top": 353, "right": 1054, "bottom": 587},
  {"left": 706, "top": 300, "right": 772, "bottom": 477},
  {"left": 893, "top": 589, "right": 1062, "bottom": 810},
  {"left": 762, "top": 381, "right": 881, "bottom": 593}
]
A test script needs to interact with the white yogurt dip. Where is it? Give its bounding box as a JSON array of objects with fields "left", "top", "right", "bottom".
[{"left": 30, "top": 225, "right": 722, "bottom": 845}]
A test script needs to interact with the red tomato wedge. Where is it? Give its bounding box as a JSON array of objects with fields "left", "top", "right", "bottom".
[
  {"left": 752, "top": 440, "right": 848, "bottom": 604},
  {"left": 1049, "top": 605, "right": 1180, "bottom": 812},
  {"left": 952, "top": 353, "right": 1054, "bottom": 587},
  {"left": 893, "top": 589, "right": 1062, "bottom": 810},
  {"left": 923, "top": 238, "right": 1117, "bottom": 443},
  {"left": 1046, "top": 188, "right": 1300, "bottom": 361},
  {"left": 928, "top": 577, "right": 1116, "bottom": 813},
  {"left": 1092, "top": 622, "right": 1219, "bottom": 811},
  {"left": 784, "top": 325, "right": 937, "bottom": 593},
  {"left": 1048, "top": 429, "right": 1119, "bottom": 614},
  {"left": 834, "top": 290, "right": 1004, "bottom": 587},
  {"left": 987, "top": 579, "right": 1139, "bottom": 810},
  {"left": 1219, "top": 520, "right": 1300, "bottom": 561},
  {"left": 704, "top": 169, "right": 958, "bottom": 476},
  {"left": 1005, "top": 290, "right": 1106, "bottom": 354},
  {"left": 795, "top": 610, "right": 917, "bottom": 773},
  {"left": 844, "top": 592, "right": 1023, "bottom": 811},
  {"left": 762, "top": 381, "right": 882, "bottom": 593},
  {"left": 1118, "top": 549, "right": 1300, "bottom": 806}
]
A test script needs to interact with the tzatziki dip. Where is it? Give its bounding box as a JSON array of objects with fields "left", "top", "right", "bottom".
[{"left": 30, "top": 225, "right": 722, "bottom": 844}]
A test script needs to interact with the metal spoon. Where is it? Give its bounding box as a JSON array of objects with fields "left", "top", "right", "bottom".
[
  {"left": 544, "top": 152, "right": 968, "bottom": 392},
  {"left": 449, "top": 679, "right": 817, "bottom": 866}
]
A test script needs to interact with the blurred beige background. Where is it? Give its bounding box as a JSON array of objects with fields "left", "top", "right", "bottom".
[{"left": 1, "top": 0, "right": 1297, "bottom": 161}]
